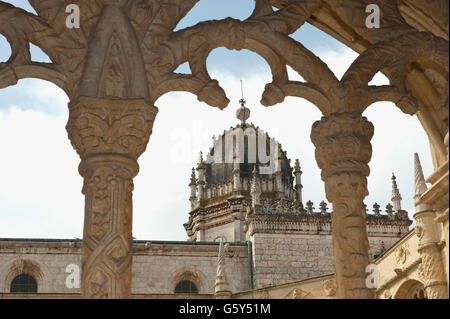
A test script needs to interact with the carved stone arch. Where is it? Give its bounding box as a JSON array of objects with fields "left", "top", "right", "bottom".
[
  {"left": 0, "top": 258, "right": 49, "bottom": 293},
  {"left": 168, "top": 267, "right": 209, "bottom": 294},
  {"left": 214, "top": 236, "right": 228, "bottom": 243},
  {"left": 341, "top": 32, "right": 448, "bottom": 113},
  {"left": 393, "top": 278, "right": 427, "bottom": 299}
]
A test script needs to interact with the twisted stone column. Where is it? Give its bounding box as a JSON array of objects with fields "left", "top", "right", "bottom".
[
  {"left": 66, "top": 97, "right": 158, "bottom": 298},
  {"left": 311, "top": 112, "right": 374, "bottom": 299}
]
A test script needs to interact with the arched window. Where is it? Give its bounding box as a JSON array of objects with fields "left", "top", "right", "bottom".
[
  {"left": 174, "top": 280, "right": 198, "bottom": 294},
  {"left": 10, "top": 274, "right": 38, "bottom": 293}
]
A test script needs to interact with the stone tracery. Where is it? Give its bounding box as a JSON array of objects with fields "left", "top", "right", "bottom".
[{"left": 0, "top": 0, "right": 447, "bottom": 299}]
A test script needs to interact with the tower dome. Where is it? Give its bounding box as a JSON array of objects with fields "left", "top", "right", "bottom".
[
  {"left": 184, "top": 98, "right": 305, "bottom": 242},
  {"left": 202, "top": 100, "right": 295, "bottom": 203}
]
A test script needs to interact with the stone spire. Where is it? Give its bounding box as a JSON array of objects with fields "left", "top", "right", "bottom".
[
  {"left": 413, "top": 153, "right": 432, "bottom": 212},
  {"left": 189, "top": 167, "right": 197, "bottom": 210},
  {"left": 294, "top": 159, "right": 303, "bottom": 204},
  {"left": 214, "top": 240, "right": 231, "bottom": 298},
  {"left": 414, "top": 153, "right": 428, "bottom": 198},
  {"left": 391, "top": 173, "right": 402, "bottom": 211}
]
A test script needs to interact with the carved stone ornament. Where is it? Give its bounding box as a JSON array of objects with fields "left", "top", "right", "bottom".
[
  {"left": 283, "top": 288, "right": 311, "bottom": 299},
  {"left": 0, "top": 0, "right": 448, "bottom": 300},
  {"left": 311, "top": 112, "right": 374, "bottom": 299},
  {"left": 323, "top": 278, "right": 337, "bottom": 296},
  {"left": 66, "top": 97, "right": 158, "bottom": 161},
  {"left": 395, "top": 243, "right": 410, "bottom": 265}
]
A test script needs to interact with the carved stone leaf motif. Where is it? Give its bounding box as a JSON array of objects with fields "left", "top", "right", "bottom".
[
  {"left": 101, "top": 32, "right": 128, "bottom": 99},
  {"left": 283, "top": 288, "right": 311, "bottom": 299}
]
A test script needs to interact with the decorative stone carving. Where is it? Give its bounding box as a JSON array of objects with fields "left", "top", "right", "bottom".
[
  {"left": 66, "top": 98, "right": 157, "bottom": 298},
  {"left": 66, "top": 97, "right": 158, "bottom": 160},
  {"left": 413, "top": 153, "right": 448, "bottom": 299},
  {"left": 323, "top": 278, "right": 337, "bottom": 296},
  {"left": 311, "top": 112, "right": 375, "bottom": 299},
  {"left": 80, "top": 164, "right": 134, "bottom": 298},
  {"left": 395, "top": 243, "right": 410, "bottom": 265},
  {"left": 283, "top": 288, "right": 311, "bottom": 299},
  {"left": 0, "top": 0, "right": 447, "bottom": 300}
]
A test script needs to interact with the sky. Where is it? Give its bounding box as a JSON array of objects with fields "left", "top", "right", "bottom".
[{"left": 0, "top": 0, "right": 433, "bottom": 240}]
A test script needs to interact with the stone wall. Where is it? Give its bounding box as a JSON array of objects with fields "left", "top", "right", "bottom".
[
  {"left": 0, "top": 240, "right": 250, "bottom": 295},
  {"left": 0, "top": 240, "right": 82, "bottom": 294},
  {"left": 132, "top": 242, "right": 249, "bottom": 294},
  {"left": 250, "top": 231, "right": 407, "bottom": 289},
  {"left": 203, "top": 223, "right": 236, "bottom": 242},
  {"left": 250, "top": 233, "right": 335, "bottom": 289}
]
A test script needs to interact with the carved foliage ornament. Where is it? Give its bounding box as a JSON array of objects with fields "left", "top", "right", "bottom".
[{"left": 66, "top": 97, "right": 158, "bottom": 161}]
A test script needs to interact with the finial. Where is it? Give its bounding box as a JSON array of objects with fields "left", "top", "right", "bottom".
[
  {"left": 414, "top": 153, "right": 428, "bottom": 197},
  {"left": 306, "top": 200, "right": 314, "bottom": 214},
  {"left": 294, "top": 159, "right": 301, "bottom": 172},
  {"left": 391, "top": 173, "right": 402, "bottom": 211},
  {"left": 372, "top": 203, "right": 381, "bottom": 216},
  {"left": 198, "top": 151, "right": 204, "bottom": 163},
  {"left": 319, "top": 201, "right": 328, "bottom": 214},
  {"left": 236, "top": 80, "right": 250, "bottom": 124},
  {"left": 190, "top": 167, "right": 196, "bottom": 184},
  {"left": 385, "top": 203, "right": 394, "bottom": 217}
]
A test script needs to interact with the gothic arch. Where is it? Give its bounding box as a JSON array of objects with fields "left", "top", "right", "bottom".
[{"left": 393, "top": 278, "right": 427, "bottom": 299}]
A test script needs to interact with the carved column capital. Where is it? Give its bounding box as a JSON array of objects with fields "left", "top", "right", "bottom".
[
  {"left": 66, "top": 97, "right": 158, "bottom": 168},
  {"left": 311, "top": 112, "right": 374, "bottom": 180},
  {"left": 311, "top": 112, "right": 374, "bottom": 201}
]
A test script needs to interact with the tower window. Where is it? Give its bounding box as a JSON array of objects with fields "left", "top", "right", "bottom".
[
  {"left": 10, "top": 274, "right": 38, "bottom": 293},
  {"left": 174, "top": 280, "right": 198, "bottom": 294}
]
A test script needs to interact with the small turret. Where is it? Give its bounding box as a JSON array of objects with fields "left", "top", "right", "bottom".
[
  {"left": 294, "top": 159, "right": 303, "bottom": 204},
  {"left": 196, "top": 152, "right": 206, "bottom": 206},
  {"left": 189, "top": 168, "right": 197, "bottom": 210},
  {"left": 391, "top": 173, "right": 402, "bottom": 212}
]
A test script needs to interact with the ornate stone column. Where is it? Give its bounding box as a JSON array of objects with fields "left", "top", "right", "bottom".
[
  {"left": 66, "top": 97, "right": 158, "bottom": 298},
  {"left": 311, "top": 112, "right": 374, "bottom": 299},
  {"left": 414, "top": 153, "right": 448, "bottom": 299}
]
